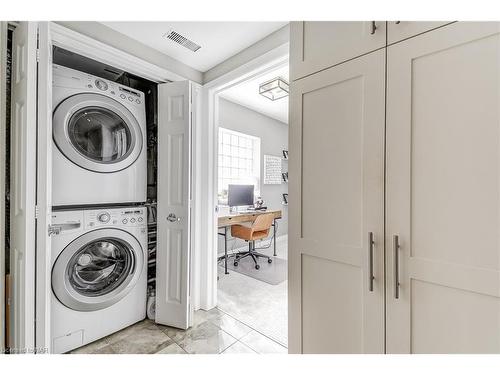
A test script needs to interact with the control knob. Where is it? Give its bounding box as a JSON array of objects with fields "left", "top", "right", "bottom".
[{"left": 97, "top": 212, "right": 110, "bottom": 223}]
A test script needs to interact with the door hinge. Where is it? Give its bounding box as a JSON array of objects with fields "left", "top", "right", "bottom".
[
  {"left": 35, "top": 205, "right": 40, "bottom": 219},
  {"left": 36, "top": 48, "right": 40, "bottom": 62}
]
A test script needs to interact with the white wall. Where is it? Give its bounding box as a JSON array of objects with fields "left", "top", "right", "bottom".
[{"left": 218, "top": 98, "right": 288, "bottom": 254}]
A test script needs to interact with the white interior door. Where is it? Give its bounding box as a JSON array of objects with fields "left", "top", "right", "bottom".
[
  {"left": 386, "top": 22, "right": 500, "bottom": 353},
  {"left": 289, "top": 49, "right": 385, "bottom": 353},
  {"left": 156, "top": 81, "right": 192, "bottom": 329},
  {"left": 0, "top": 21, "right": 8, "bottom": 353},
  {"left": 9, "top": 21, "right": 52, "bottom": 354},
  {"left": 9, "top": 21, "right": 38, "bottom": 352}
]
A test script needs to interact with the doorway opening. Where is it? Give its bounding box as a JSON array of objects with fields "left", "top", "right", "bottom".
[{"left": 214, "top": 62, "right": 289, "bottom": 352}]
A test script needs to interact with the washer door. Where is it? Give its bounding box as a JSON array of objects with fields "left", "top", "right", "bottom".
[
  {"left": 53, "top": 93, "right": 143, "bottom": 173},
  {"left": 52, "top": 228, "right": 144, "bottom": 312}
]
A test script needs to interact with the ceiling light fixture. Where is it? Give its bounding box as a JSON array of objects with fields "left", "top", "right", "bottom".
[{"left": 259, "top": 76, "right": 289, "bottom": 101}]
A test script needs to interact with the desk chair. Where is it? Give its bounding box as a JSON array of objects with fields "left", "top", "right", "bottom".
[{"left": 231, "top": 213, "right": 274, "bottom": 270}]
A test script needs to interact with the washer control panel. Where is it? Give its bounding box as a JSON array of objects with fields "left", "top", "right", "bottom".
[
  {"left": 84, "top": 207, "right": 146, "bottom": 229},
  {"left": 53, "top": 64, "right": 144, "bottom": 106}
]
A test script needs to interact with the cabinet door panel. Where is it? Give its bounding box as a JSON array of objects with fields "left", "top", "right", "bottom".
[
  {"left": 289, "top": 49, "right": 385, "bottom": 353},
  {"left": 290, "top": 21, "right": 386, "bottom": 81},
  {"left": 386, "top": 21, "right": 500, "bottom": 353},
  {"left": 387, "top": 21, "right": 454, "bottom": 44}
]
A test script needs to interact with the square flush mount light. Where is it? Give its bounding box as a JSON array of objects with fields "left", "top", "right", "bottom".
[{"left": 259, "top": 77, "right": 289, "bottom": 101}]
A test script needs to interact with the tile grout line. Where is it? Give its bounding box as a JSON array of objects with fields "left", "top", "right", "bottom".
[
  {"left": 222, "top": 339, "right": 258, "bottom": 354},
  {"left": 214, "top": 307, "right": 288, "bottom": 350}
]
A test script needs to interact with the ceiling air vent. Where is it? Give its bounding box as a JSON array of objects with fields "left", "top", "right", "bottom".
[{"left": 164, "top": 30, "right": 201, "bottom": 52}]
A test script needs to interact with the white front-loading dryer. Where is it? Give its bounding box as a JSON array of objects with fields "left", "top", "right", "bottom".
[
  {"left": 50, "top": 206, "right": 147, "bottom": 353},
  {"left": 52, "top": 64, "right": 147, "bottom": 207}
]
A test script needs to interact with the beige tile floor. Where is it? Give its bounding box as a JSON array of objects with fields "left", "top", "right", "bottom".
[{"left": 70, "top": 308, "right": 287, "bottom": 354}]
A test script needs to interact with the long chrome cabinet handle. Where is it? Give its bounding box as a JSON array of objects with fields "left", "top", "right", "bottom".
[
  {"left": 370, "top": 21, "right": 377, "bottom": 35},
  {"left": 368, "top": 232, "right": 375, "bottom": 292},
  {"left": 393, "top": 235, "right": 400, "bottom": 299}
]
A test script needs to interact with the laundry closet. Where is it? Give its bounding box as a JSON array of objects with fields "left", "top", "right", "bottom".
[{"left": 2, "top": 22, "right": 197, "bottom": 353}]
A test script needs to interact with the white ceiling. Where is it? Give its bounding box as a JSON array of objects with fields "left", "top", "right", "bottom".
[
  {"left": 220, "top": 65, "right": 289, "bottom": 124},
  {"left": 101, "top": 22, "right": 287, "bottom": 72}
]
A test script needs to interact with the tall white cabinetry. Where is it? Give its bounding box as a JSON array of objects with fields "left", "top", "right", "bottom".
[{"left": 289, "top": 21, "right": 500, "bottom": 354}]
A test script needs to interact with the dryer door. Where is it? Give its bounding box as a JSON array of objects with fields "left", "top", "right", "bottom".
[
  {"left": 53, "top": 93, "right": 143, "bottom": 173},
  {"left": 52, "top": 228, "right": 144, "bottom": 311}
]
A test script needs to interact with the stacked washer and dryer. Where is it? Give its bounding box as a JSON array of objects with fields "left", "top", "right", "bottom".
[{"left": 50, "top": 64, "right": 148, "bottom": 353}]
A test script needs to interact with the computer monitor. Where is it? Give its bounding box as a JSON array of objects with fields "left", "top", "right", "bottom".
[{"left": 228, "top": 184, "right": 254, "bottom": 208}]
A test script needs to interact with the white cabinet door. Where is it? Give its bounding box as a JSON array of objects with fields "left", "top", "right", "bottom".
[
  {"left": 156, "top": 81, "right": 192, "bottom": 330},
  {"left": 386, "top": 22, "right": 500, "bottom": 353},
  {"left": 290, "top": 21, "right": 386, "bottom": 81},
  {"left": 289, "top": 49, "right": 385, "bottom": 353},
  {"left": 387, "top": 21, "right": 454, "bottom": 44}
]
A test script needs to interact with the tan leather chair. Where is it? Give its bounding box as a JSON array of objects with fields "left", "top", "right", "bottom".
[{"left": 231, "top": 213, "right": 274, "bottom": 270}]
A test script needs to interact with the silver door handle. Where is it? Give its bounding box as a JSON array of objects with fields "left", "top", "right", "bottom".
[
  {"left": 368, "top": 232, "right": 375, "bottom": 292},
  {"left": 393, "top": 235, "right": 400, "bottom": 299},
  {"left": 370, "top": 21, "right": 377, "bottom": 35},
  {"left": 167, "top": 213, "right": 181, "bottom": 222}
]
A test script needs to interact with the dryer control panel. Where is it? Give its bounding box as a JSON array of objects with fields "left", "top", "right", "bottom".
[
  {"left": 84, "top": 207, "right": 147, "bottom": 230},
  {"left": 53, "top": 64, "right": 145, "bottom": 106}
]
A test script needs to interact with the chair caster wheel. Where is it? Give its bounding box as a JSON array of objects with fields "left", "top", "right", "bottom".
[
  {"left": 233, "top": 262, "right": 238, "bottom": 267},
  {"left": 268, "top": 258, "right": 272, "bottom": 263},
  {"left": 255, "top": 264, "right": 260, "bottom": 270}
]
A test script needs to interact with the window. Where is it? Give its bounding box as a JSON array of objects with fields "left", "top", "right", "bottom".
[{"left": 218, "top": 127, "right": 261, "bottom": 204}]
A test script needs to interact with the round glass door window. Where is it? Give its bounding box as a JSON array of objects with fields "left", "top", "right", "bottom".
[
  {"left": 53, "top": 93, "right": 143, "bottom": 173},
  {"left": 67, "top": 238, "right": 134, "bottom": 297},
  {"left": 52, "top": 228, "right": 144, "bottom": 311},
  {"left": 67, "top": 107, "right": 132, "bottom": 164}
]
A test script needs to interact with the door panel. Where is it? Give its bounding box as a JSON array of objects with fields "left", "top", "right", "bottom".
[
  {"left": 290, "top": 21, "right": 386, "bottom": 81},
  {"left": 289, "top": 49, "right": 385, "bottom": 353},
  {"left": 387, "top": 21, "right": 454, "bottom": 44},
  {"left": 386, "top": 22, "right": 500, "bottom": 353},
  {"left": 0, "top": 21, "right": 7, "bottom": 353},
  {"left": 301, "top": 255, "right": 363, "bottom": 353},
  {"left": 156, "top": 81, "right": 192, "bottom": 329},
  {"left": 411, "top": 280, "right": 500, "bottom": 353},
  {"left": 9, "top": 21, "right": 38, "bottom": 352}
]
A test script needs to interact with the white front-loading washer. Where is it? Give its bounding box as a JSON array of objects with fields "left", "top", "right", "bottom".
[
  {"left": 50, "top": 206, "right": 147, "bottom": 353},
  {"left": 52, "top": 64, "right": 147, "bottom": 207}
]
